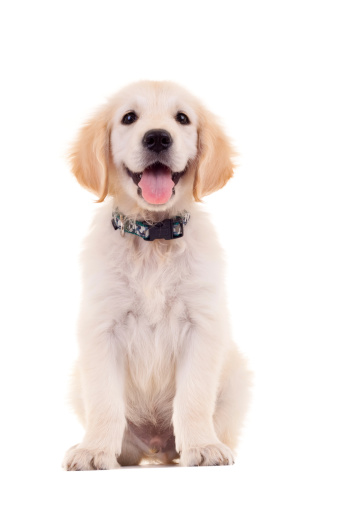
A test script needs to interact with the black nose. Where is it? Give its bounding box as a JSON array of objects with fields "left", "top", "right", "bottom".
[{"left": 142, "top": 129, "right": 173, "bottom": 153}]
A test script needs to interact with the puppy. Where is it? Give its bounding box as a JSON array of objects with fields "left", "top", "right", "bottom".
[{"left": 63, "top": 81, "right": 251, "bottom": 470}]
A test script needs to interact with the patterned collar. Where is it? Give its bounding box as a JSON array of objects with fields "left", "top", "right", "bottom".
[{"left": 112, "top": 210, "right": 190, "bottom": 241}]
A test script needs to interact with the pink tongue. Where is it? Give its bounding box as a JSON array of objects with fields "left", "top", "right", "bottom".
[{"left": 138, "top": 165, "right": 175, "bottom": 204}]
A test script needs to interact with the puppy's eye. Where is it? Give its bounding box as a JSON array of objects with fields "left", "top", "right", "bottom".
[
  {"left": 122, "top": 111, "right": 138, "bottom": 125},
  {"left": 175, "top": 112, "right": 190, "bottom": 125}
]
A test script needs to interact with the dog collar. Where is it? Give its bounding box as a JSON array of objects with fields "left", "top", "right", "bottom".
[{"left": 112, "top": 210, "right": 190, "bottom": 241}]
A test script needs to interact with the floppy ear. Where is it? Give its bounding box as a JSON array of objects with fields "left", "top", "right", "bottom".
[
  {"left": 193, "top": 107, "right": 236, "bottom": 202},
  {"left": 70, "top": 106, "right": 115, "bottom": 202}
]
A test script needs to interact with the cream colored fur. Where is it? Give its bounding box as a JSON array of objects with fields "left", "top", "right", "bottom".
[{"left": 63, "top": 81, "right": 251, "bottom": 470}]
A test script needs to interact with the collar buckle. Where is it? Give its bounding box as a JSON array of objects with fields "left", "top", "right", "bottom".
[{"left": 148, "top": 218, "right": 174, "bottom": 241}]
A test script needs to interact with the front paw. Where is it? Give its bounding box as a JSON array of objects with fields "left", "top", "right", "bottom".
[
  {"left": 180, "top": 443, "right": 235, "bottom": 467},
  {"left": 63, "top": 444, "right": 120, "bottom": 471}
]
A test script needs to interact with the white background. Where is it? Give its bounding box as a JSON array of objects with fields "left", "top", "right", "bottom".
[{"left": 1, "top": 0, "right": 337, "bottom": 505}]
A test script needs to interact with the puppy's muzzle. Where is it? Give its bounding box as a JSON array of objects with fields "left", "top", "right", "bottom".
[{"left": 142, "top": 129, "right": 173, "bottom": 153}]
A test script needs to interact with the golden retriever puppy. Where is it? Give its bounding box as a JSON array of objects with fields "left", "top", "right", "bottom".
[{"left": 63, "top": 81, "right": 251, "bottom": 470}]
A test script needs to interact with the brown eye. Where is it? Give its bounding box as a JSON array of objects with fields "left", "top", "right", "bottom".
[
  {"left": 122, "top": 111, "right": 138, "bottom": 125},
  {"left": 175, "top": 112, "right": 190, "bottom": 125}
]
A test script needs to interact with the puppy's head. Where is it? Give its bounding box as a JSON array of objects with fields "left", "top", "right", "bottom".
[{"left": 70, "top": 81, "right": 235, "bottom": 211}]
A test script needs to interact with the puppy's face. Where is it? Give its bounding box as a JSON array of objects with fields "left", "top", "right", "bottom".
[
  {"left": 111, "top": 82, "right": 198, "bottom": 211},
  {"left": 71, "top": 81, "right": 235, "bottom": 211}
]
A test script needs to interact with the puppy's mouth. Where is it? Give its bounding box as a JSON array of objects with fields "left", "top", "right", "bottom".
[{"left": 125, "top": 162, "right": 186, "bottom": 205}]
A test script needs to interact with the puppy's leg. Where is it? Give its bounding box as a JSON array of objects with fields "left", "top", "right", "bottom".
[
  {"left": 213, "top": 347, "right": 252, "bottom": 453},
  {"left": 68, "top": 360, "right": 86, "bottom": 426},
  {"left": 173, "top": 325, "right": 234, "bottom": 467},
  {"left": 63, "top": 332, "right": 126, "bottom": 471}
]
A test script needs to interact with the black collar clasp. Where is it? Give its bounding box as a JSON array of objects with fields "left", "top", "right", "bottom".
[{"left": 147, "top": 218, "right": 180, "bottom": 241}]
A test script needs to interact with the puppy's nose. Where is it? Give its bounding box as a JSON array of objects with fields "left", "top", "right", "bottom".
[{"left": 142, "top": 129, "right": 173, "bottom": 153}]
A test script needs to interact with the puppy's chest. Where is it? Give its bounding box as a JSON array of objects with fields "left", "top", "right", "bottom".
[
  {"left": 108, "top": 241, "right": 192, "bottom": 340},
  {"left": 116, "top": 250, "right": 186, "bottom": 387},
  {"left": 123, "top": 260, "right": 181, "bottom": 324}
]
